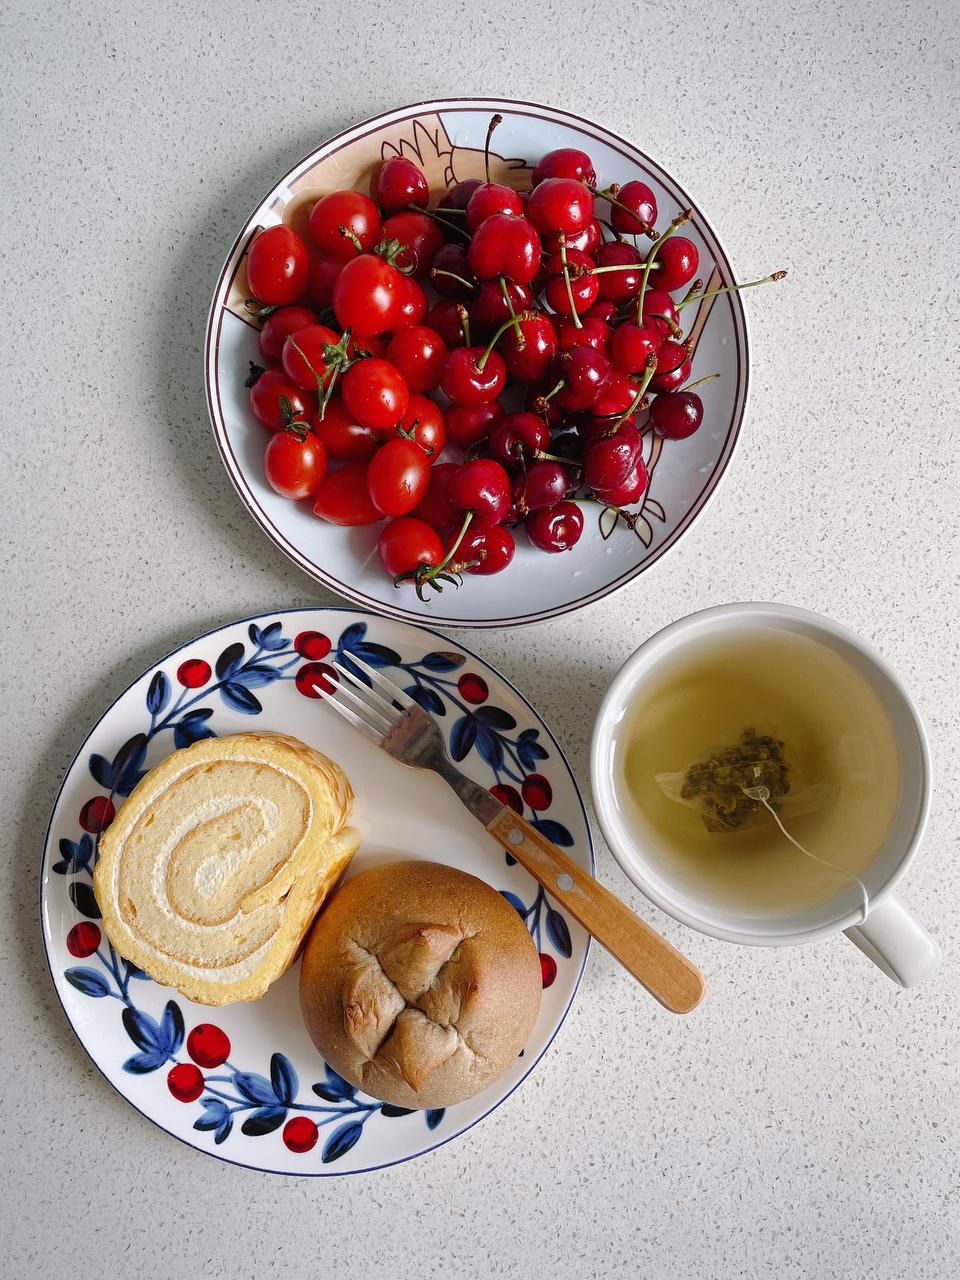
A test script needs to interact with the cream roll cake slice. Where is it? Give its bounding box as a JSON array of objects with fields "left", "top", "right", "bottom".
[{"left": 93, "top": 731, "right": 360, "bottom": 1005}]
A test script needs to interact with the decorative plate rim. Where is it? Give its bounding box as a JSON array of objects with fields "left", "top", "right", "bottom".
[
  {"left": 40, "top": 606, "right": 594, "bottom": 1175},
  {"left": 204, "top": 98, "right": 751, "bottom": 629}
]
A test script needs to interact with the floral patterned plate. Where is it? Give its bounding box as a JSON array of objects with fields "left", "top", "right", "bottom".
[
  {"left": 205, "top": 97, "right": 750, "bottom": 628},
  {"left": 40, "top": 608, "right": 592, "bottom": 1175}
]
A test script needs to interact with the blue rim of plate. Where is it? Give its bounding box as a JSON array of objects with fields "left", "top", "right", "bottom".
[{"left": 40, "top": 607, "right": 593, "bottom": 1175}]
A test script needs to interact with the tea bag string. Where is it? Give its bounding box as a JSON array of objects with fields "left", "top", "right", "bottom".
[{"left": 742, "top": 786, "right": 870, "bottom": 924}]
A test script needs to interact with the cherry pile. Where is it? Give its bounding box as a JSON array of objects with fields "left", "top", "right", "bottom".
[{"left": 242, "top": 116, "right": 784, "bottom": 598}]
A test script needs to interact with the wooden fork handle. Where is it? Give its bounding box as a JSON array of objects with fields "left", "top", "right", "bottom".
[{"left": 485, "top": 807, "right": 705, "bottom": 1014}]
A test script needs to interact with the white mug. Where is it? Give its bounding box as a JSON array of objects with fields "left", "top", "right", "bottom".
[{"left": 590, "top": 603, "right": 941, "bottom": 987}]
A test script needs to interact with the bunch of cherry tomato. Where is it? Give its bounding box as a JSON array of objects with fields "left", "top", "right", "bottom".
[{"left": 242, "top": 118, "right": 777, "bottom": 596}]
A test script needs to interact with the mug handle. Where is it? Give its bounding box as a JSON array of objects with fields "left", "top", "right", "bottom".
[{"left": 844, "top": 894, "right": 941, "bottom": 987}]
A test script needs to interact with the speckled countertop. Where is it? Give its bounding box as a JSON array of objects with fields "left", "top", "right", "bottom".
[{"left": 2, "top": 1, "right": 958, "bottom": 1276}]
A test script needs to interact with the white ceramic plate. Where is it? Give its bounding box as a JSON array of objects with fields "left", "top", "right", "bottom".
[
  {"left": 40, "top": 609, "right": 592, "bottom": 1175},
  {"left": 205, "top": 98, "right": 750, "bottom": 628}
]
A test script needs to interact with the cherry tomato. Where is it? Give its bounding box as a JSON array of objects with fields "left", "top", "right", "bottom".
[
  {"left": 312, "top": 461, "right": 383, "bottom": 525},
  {"left": 385, "top": 326, "right": 448, "bottom": 393},
  {"left": 258, "top": 305, "right": 317, "bottom": 366},
  {"left": 391, "top": 274, "right": 429, "bottom": 330},
  {"left": 307, "top": 258, "right": 343, "bottom": 309},
  {"left": 308, "top": 190, "right": 381, "bottom": 261},
  {"left": 381, "top": 210, "right": 443, "bottom": 271},
  {"left": 311, "top": 396, "right": 379, "bottom": 462},
  {"left": 280, "top": 324, "right": 341, "bottom": 391},
  {"left": 341, "top": 358, "right": 409, "bottom": 433},
  {"left": 249, "top": 368, "right": 317, "bottom": 432},
  {"left": 385, "top": 392, "right": 446, "bottom": 457},
  {"left": 264, "top": 430, "right": 327, "bottom": 500},
  {"left": 333, "top": 254, "right": 403, "bottom": 335},
  {"left": 378, "top": 517, "right": 444, "bottom": 578},
  {"left": 245, "top": 225, "right": 310, "bottom": 305},
  {"left": 366, "top": 438, "right": 431, "bottom": 516}
]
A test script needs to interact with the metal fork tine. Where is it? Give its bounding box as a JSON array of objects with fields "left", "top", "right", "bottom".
[
  {"left": 339, "top": 652, "right": 419, "bottom": 713},
  {"left": 328, "top": 668, "right": 397, "bottom": 735},
  {"left": 323, "top": 687, "right": 386, "bottom": 745}
]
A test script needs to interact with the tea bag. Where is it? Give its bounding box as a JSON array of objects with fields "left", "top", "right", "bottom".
[{"left": 655, "top": 726, "right": 869, "bottom": 920}]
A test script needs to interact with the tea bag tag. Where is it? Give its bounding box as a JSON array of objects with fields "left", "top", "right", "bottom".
[{"left": 742, "top": 785, "right": 870, "bottom": 923}]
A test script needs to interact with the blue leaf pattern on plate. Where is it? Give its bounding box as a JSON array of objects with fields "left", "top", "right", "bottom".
[
  {"left": 65, "top": 968, "right": 110, "bottom": 998},
  {"left": 146, "top": 670, "right": 171, "bottom": 716},
  {"left": 270, "top": 1053, "right": 299, "bottom": 1106},
  {"left": 322, "top": 1120, "right": 363, "bottom": 1163}
]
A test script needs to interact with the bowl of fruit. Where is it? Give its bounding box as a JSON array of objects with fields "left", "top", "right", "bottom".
[{"left": 205, "top": 98, "right": 773, "bottom": 628}]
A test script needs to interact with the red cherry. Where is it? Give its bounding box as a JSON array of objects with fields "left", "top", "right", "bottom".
[
  {"left": 458, "top": 673, "right": 489, "bottom": 704},
  {"left": 79, "top": 796, "right": 115, "bottom": 833},
  {"left": 177, "top": 658, "right": 211, "bottom": 688},
  {"left": 531, "top": 147, "right": 597, "bottom": 187},
  {"left": 647, "top": 236, "right": 700, "bottom": 292},
  {"left": 610, "top": 180, "right": 658, "bottom": 234},
  {"left": 585, "top": 423, "right": 643, "bottom": 491},
  {"left": 187, "top": 1024, "right": 231, "bottom": 1069},
  {"left": 526, "top": 178, "right": 594, "bottom": 236},
  {"left": 448, "top": 458, "right": 511, "bottom": 528},
  {"left": 439, "top": 178, "right": 483, "bottom": 211},
  {"left": 411, "top": 462, "right": 460, "bottom": 529},
  {"left": 648, "top": 340, "right": 692, "bottom": 393},
  {"left": 502, "top": 313, "right": 558, "bottom": 384},
  {"left": 594, "top": 458, "right": 649, "bottom": 505},
  {"left": 66, "top": 922, "right": 101, "bottom": 957},
  {"left": 540, "top": 953, "right": 558, "bottom": 988},
  {"left": 490, "top": 783, "right": 523, "bottom": 812},
  {"left": 439, "top": 347, "right": 507, "bottom": 407},
  {"left": 385, "top": 326, "right": 448, "bottom": 394},
  {"left": 543, "top": 248, "right": 599, "bottom": 316},
  {"left": 525, "top": 501, "right": 585, "bottom": 552},
  {"left": 469, "top": 279, "right": 533, "bottom": 338},
  {"left": 283, "top": 1116, "right": 319, "bottom": 1153},
  {"left": 650, "top": 390, "right": 704, "bottom": 439},
  {"left": 593, "top": 241, "right": 644, "bottom": 303},
  {"left": 640, "top": 289, "right": 680, "bottom": 339},
  {"left": 487, "top": 412, "right": 551, "bottom": 471},
  {"left": 513, "top": 461, "right": 568, "bottom": 512},
  {"left": 610, "top": 322, "right": 662, "bottom": 375},
  {"left": 167, "top": 1063, "right": 205, "bottom": 1103},
  {"left": 552, "top": 346, "right": 612, "bottom": 412},
  {"left": 465, "top": 182, "right": 523, "bottom": 231},
  {"left": 371, "top": 157, "right": 429, "bottom": 214},
  {"left": 468, "top": 213, "right": 540, "bottom": 284},
  {"left": 554, "top": 314, "right": 611, "bottom": 356},
  {"left": 295, "top": 662, "right": 338, "bottom": 698},
  {"left": 521, "top": 773, "right": 553, "bottom": 811},
  {"left": 425, "top": 298, "right": 468, "bottom": 349},
  {"left": 445, "top": 400, "right": 503, "bottom": 450},
  {"left": 430, "top": 242, "right": 478, "bottom": 299},
  {"left": 452, "top": 525, "right": 516, "bottom": 576}
]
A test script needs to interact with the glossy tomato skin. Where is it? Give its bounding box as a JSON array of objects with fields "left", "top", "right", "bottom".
[
  {"left": 308, "top": 190, "right": 381, "bottom": 260},
  {"left": 311, "top": 396, "right": 379, "bottom": 462},
  {"left": 280, "top": 324, "right": 340, "bottom": 391},
  {"left": 333, "top": 255, "right": 403, "bottom": 335},
  {"left": 377, "top": 517, "right": 444, "bottom": 578},
  {"left": 366, "top": 439, "right": 431, "bottom": 517},
  {"left": 264, "top": 430, "right": 327, "bottom": 500},
  {"left": 312, "top": 461, "right": 383, "bottom": 525},
  {"left": 380, "top": 211, "right": 444, "bottom": 277},
  {"left": 385, "top": 325, "right": 447, "bottom": 393},
  {"left": 391, "top": 274, "right": 429, "bottom": 330},
  {"left": 411, "top": 461, "right": 460, "bottom": 529},
  {"left": 392, "top": 392, "right": 446, "bottom": 456},
  {"left": 258, "top": 305, "right": 317, "bottom": 366},
  {"left": 341, "top": 358, "right": 409, "bottom": 433},
  {"left": 246, "top": 225, "right": 310, "bottom": 305},
  {"left": 249, "top": 368, "right": 317, "bottom": 432}
]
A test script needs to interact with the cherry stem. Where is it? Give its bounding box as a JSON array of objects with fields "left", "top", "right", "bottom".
[
  {"left": 675, "top": 270, "right": 788, "bottom": 312},
  {"left": 681, "top": 373, "right": 720, "bottom": 392},
  {"left": 557, "top": 231, "right": 582, "bottom": 329},
  {"left": 483, "top": 114, "right": 502, "bottom": 184},
  {"left": 681, "top": 279, "right": 704, "bottom": 307},
  {"left": 608, "top": 354, "right": 658, "bottom": 434},
  {"left": 338, "top": 225, "right": 365, "bottom": 255},
  {"left": 414, "top": 205, "right": 470, "bottom": 241},
  {"left": 456, "top": 303, "right": 472, "bottom": 349},
  {"left": 431, "top": 267, "right": 476, "bottom": 293},
  {"left": 498, "top": 275, "right": 525, "bottom": 346},
  {"left": 477, "top": 313, "right": 524, "bottom": 371},
  {"left": 636, "top": 209, "right": 692, "bottom": 326},
  {"left": 289, "top": 327, "right": 354, "bottom": 419}
]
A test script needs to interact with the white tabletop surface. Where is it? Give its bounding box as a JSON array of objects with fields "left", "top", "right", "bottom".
[{"left": 3, "top": 1, "right": 958, "bottom": 1276}]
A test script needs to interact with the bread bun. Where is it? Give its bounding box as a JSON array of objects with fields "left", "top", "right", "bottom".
[
  {"left": 299, "top": 860, "right": 542, "bottom": 1109},
  {"left": 93, "top": 731, "right": 360, "bottom": 1005}
]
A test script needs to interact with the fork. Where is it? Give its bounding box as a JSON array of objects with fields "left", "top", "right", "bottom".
[{"left": 325, "top": 653, "right": 705, "bottom": 1014}]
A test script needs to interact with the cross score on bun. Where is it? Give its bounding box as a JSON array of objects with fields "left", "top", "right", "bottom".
[
  {"left": 299, "top": 860, "right": 543, "bottom": 1109},
  {"left": 92, "top": 731, "right": 360, "bottom": 1006}
]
